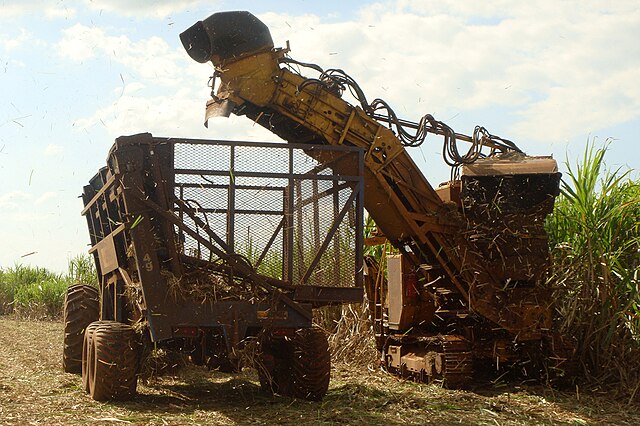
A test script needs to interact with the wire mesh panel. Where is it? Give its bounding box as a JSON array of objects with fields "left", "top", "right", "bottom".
[{"left": 172, "top": 139, "right": 364, "bottom": 288}]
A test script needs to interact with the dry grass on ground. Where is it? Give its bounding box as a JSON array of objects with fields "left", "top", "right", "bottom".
[{"left": 0, "top": 317, "right": 637, "bottom": 425}]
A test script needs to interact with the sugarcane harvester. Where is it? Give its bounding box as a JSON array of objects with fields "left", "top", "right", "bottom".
[{"left": 180, "top": 11, "right": 571, "bottom": 387}]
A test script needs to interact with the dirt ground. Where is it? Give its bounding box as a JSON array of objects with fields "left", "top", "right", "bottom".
[{"left": 0, "top": 317, "right": 637, "bottom": 425}]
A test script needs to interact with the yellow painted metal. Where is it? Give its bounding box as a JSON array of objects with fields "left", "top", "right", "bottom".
[{"left": 206, "top": 47, "right": 551, "bottom": 339}]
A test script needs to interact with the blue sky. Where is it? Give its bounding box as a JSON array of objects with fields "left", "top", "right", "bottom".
[{"left": 1, "top": 0, "right": 639, "bottom": 272}]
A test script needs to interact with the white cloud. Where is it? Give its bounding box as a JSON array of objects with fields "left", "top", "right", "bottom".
[
  {"left": 75, "top": 86, "right": 279, "bottom": 142},
  {"left": 0, "top": 190, "right": 32, "bottom": 210},
  {"left": 56, "top": 24, "right": 114, "bottom": 62},
  {"left": 5, "top": 59, "right": 26, "bottom": 69},
  {"left": 57, "top": 24, "right": 194, "bottom": 86},
  {"left": 513, "top": 68, "right": 640, "bottom": 141},
  {"left": 35, "top": 191, "right": 58, "bottom": 206},
  {"left": 0, "top": 0, "right": 203, "bottom": 19},
  {"left": 0, "top": 29, "right": 30, "bottom": 51},
  {"left": 45, "top": 6, "right": 76, "bottom": 20},
  {"left": 0, "top": 1, "right": 78, "bottom": 19},
  {"left": 0, "top": 2, "right": 34, "bottom": 18},
  {"left": 44, "top": 144, "right": 64, "bottom": 156},
  {"left": 121, "top": 82, "right": 146, "bottom": 96},
  {"left": 0, "top": 190, "right": 60, "bottom": 209},
  {"left": 82, "top": 0, "right": 209, "bottom": 18}
]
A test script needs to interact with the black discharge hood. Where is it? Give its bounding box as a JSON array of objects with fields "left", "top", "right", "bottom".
[{"left": 180, "top": 11, "right": 274, "bottom": 64}]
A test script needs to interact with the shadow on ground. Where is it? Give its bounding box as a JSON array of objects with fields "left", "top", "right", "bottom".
[{"left": 103, "top": 364, "right": 613, "bottom": 425}]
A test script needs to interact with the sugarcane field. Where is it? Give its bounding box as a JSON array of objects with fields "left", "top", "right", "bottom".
[{"left": 1, "top": 2, "right": 639, "bottom": 425}]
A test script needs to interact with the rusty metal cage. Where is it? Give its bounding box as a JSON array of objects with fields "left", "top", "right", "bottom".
[
  {"left": 82, "top": 134, "right": 364, "bottom": 341},
  {"left": 173, "top": 139, "right": 364, "bottom": 288}
]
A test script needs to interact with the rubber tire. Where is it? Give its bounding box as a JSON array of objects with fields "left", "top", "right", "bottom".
[
  {"left": 62, "top": 285, "right": 99, "bottom": 373},
  {"left": 87, "top": 321, "right": 140, "bottom": 401},
  {"left": 81, "top": 322, "right": 101, "bottom": 393},
  {"left": 258, "top": 328, "right": 331, "bottom": 401}
]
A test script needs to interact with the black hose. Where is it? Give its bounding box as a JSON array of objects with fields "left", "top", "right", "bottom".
[{"left": 290, "top": 63, "right": 522, "bottom": 168}]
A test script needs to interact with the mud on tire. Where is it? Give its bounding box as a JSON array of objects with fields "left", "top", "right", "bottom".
[
  {"left": 258, "top": 327, "right": 331, "bottom": 401},
  {"left": 86, "top": 321, "right": 140, "bottom": 401},
  {"left": 62, "top": 284, "right": 99, "bottom": 373},
  {"left": 81, "top": 322, "right": 101, "bottom": 392}
]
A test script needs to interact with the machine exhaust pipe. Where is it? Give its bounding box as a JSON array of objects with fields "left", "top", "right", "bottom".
[{"left": 180, "top": 11, "right": 274, "bottom": 65}]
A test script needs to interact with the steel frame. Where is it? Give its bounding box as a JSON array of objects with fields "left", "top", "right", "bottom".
[{"left": 82, "top": 133, "right": 364, "bottom": 342}]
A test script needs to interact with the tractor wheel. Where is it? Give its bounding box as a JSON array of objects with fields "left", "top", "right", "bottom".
[
  {"left": 258, "top": 327, "right": 331, "bottom": 401},
  {"left": 81, "top": 322, "right": 101, "bottom": 393},
  {"left": 62, "top": 284, "right": 99, "bottom": 373},
  {"left": 87, "top": 321, "right": 140, "bottom": 401}
]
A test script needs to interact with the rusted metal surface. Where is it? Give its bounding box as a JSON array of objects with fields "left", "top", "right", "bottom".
[
  {"left": 386, "top": 254, "right": 435, "bottom": 331},
  {"left": 82, "top": 134, "right": 364, "bottom": 343},
  {"left": 179, "top": 13, "right": 554, "bottom": 338},
  {"left": 180, "top": 11, "right": 567, "bottom": 387},
  {"left": 384, "top": 334, "right": 472, "bottom": 388}
]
